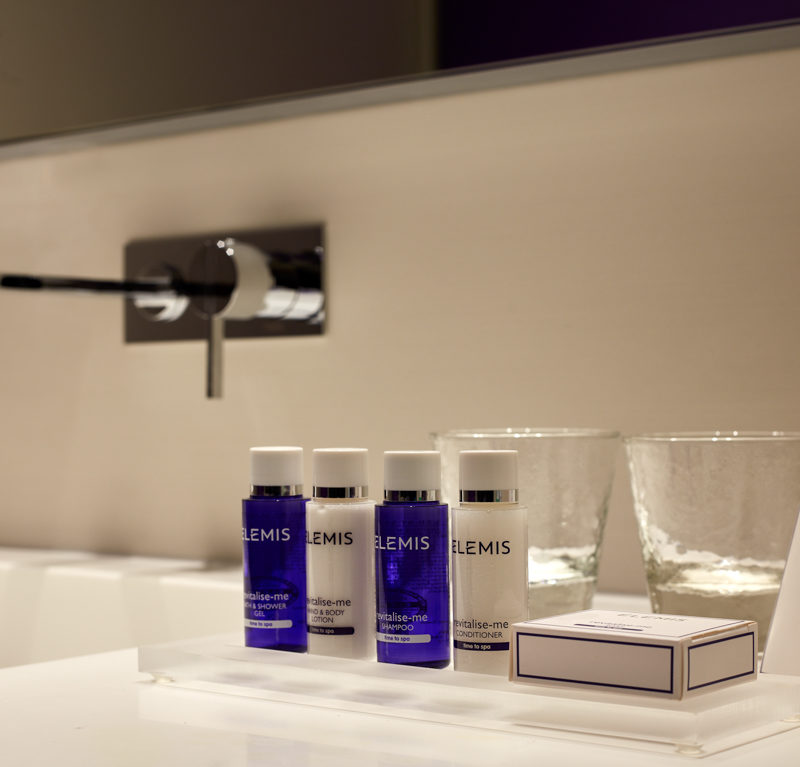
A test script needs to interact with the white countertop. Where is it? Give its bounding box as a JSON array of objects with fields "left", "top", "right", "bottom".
[
  {"left": 2, "top": 641, "right": 800, "bottom": 766},
  {"left": 2, "top": 549, "right": 796, "bottom": 765},
  {"left": 1, "top": 586, "right": 797, "bottom": 766}
]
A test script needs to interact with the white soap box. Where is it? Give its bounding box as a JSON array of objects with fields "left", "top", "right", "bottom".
[{"left": 510, "top": 610, "right": 757, "bottom": 699}]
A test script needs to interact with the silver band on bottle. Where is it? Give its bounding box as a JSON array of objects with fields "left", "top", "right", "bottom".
[
  {"left": 251, "top": 484, "right": 303, "bottom": 497},
  {"left": 313, "top": 486, "right": 368, "bottom": 499},
  {"left": 384, "top": 489, "right": 440, "bottom": 502},
  {"left": 459, "top": 489, "right": 518, "bottom": 503}
]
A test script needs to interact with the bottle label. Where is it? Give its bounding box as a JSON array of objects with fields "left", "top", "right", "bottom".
[
  {"left": 306, "top": 594, "right": 356, "bottom": 634},
  {"left": 377, "top": 632, "right": 431, "bottom": 644},
  {"left": 242, "top": 497, "right": 307, "bottom": 649},
  {"left": 375, "top": 535, "right": 431, "bottom": 551},
  {"left": 374, "top": 505, "right": 450, "bottom": 663},
  {"left": 243, "top": 582, "right": 301, "bottom": 628},
  {"left": 305, "top": 525, "right": 361, "bottom": 636},
  {"left": 452, "top": 618, "right": 511, "bottom": 651},
  {"left": 450, "top": 505, "right": 528, "bottom": 666},
  {"left": 245, "top": 619, "right": 293, "bottom": 629},
  {"left": 376, "top": 601, "right": 433, "bottom": 644},
  {"left": 306, "top": 530, "right": 354, "bottom": 545},
  {"left": 308, "top": 626, "right": 355, "bottom": 635},
  {"left": 451, "top": 539, "right": 511, "bottom": 555}
]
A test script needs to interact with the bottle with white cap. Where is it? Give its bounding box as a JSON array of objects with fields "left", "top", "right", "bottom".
[
  {"left": 242, "top": 446, "right": 307, "bottom": 652},
  {"left": 375, "top": 451, "right": 450, "bottom": 668},
  {"left": 452, "top": 450, "right": 528, "bottom": 675},
  {"left": 306, "top": 448, "right": 376, "bottom": 659}
]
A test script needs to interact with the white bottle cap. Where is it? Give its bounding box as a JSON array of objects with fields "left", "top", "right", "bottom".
[
  {"left": 312, "top": 448, "right": 368, "bottom": 499},
  {"left": 384, "top": 451, "right": 441, "bottom": 501},
  {"left": 459, "top": 449, "right": 518, "bottom": 503},
  {"left": 250, "top": 446, "right": 304, "bottom": 495}
]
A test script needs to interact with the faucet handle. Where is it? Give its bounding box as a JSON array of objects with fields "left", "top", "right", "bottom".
[
  {"left": 186, "top": 238, "right": 273, "bottom": 321},
  {"left": 206, "top": 314, "right": 225, "bottom": 399},
  {"left": 186, "top": 238, "right": 275, "bottom": 398}
]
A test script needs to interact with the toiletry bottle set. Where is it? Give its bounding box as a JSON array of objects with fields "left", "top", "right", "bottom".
[{"left": 243, "top": 446, "right": 528, "bottom": 675}]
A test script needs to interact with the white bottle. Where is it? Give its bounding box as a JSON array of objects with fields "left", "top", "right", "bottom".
[
  {"left": 451, "top": 450, "right": 528, "bottom": 676},
  {"left": 306, "top": 448, "right": 376, "bottom": 659}
]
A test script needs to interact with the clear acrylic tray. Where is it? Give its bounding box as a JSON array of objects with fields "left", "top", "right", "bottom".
[{"left": 138, "top": 633, "right": 800, "bottom": 757}]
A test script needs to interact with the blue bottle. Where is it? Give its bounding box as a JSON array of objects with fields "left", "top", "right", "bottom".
[
  {"left": 242, "top": 446, "right": 307, "bottom": 652},
  {"left": 375, "top": 451, "right": 450, "bottom": 668}
]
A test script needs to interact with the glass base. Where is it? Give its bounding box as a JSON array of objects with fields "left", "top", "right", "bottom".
[
  {"left": 139, "top": 634, "right": 800, "bottom": 756},
  {"left": 527, "top": 576, "right": 595, "bottom": 619},
  {"left": 649, "top": 576, "right": 780, "bottom": 652},
  {"left": 138, "top": 633, "right": 800, "bottom": 756}
]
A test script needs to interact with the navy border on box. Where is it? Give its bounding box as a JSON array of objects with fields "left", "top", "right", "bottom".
[
  {"left": 529, "top": 613, "right": 748, "bottom": 639},
  {"left": 515, "top": 632, "right": 675, "bottom": 694},
  {"left": 687, "top": 631, "right": 756, "bottom": 691}
]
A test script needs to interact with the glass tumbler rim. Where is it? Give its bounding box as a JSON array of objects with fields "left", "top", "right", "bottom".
[
  {"left": 430, "top": 427, "right": 620, "bottom": 440},
  {"left": 624, "top": 430, "right": 800, "bottom": 444}
]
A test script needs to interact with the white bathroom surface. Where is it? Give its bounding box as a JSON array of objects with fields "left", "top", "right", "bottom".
[
  {"left": 1, "top": 647, "right": 800, "bottom": 767},
  {"left": 1, "top": 563, "right": 797, "bottom": 767},
  {"left": 0, "top": 547, "right": 241, "bottom": 667}
]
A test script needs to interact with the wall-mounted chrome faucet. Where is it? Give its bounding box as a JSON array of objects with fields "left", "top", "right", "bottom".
[{"left": 1, "top": 224, "right": 325, "bottom": 398}]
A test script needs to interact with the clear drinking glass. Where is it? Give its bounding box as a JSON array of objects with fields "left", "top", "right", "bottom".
[
  {"left": 431, "top": 428, "right": 619, "bottom": 619},
  {"left": 625, "top": 432, "right": 800, "bottom": 650}
]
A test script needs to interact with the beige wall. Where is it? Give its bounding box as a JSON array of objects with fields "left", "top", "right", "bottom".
[{"left": 1, "top": 47, "right": 799, "bottom": 593}]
